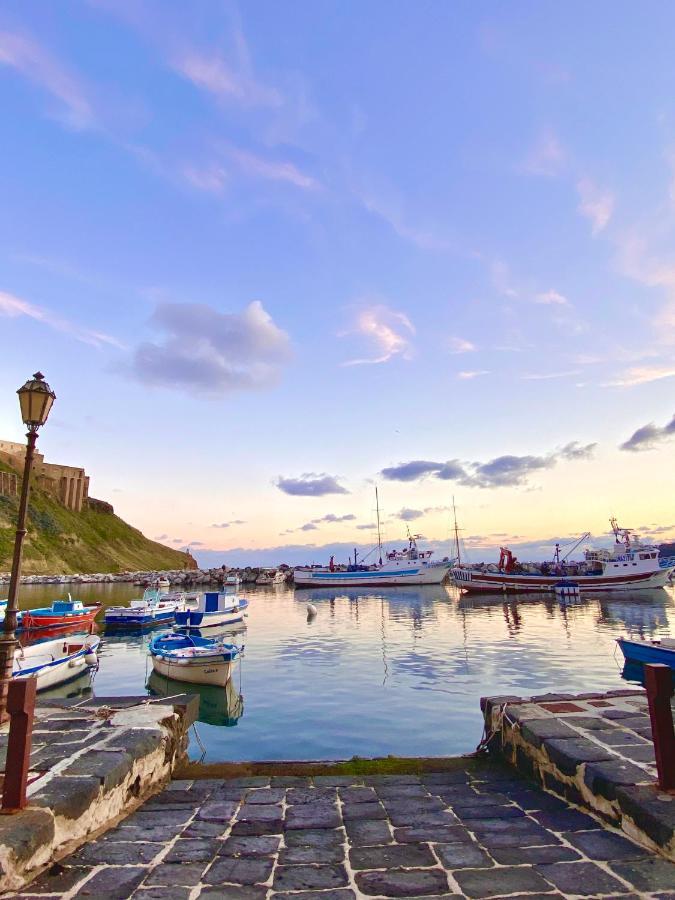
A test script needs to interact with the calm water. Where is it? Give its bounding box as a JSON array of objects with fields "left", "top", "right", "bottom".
[{"left": 12, "top": 582, "right": 674, "bottom": 762}]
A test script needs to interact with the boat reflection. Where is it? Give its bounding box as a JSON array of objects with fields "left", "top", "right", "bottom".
[
  {"left": 147, "top": 671, "right": 244, "bottom": 727},
  {"left": 37, "top": 668, "right": 95, "bottom": 702},
  {"left": 597, "top": 591, "right": 670, "bottom": 634},
  {"left": 296, "top": 585, "right": 453, "bottom": 605},
  {"left": 620, "top": 659, "right": 674, "bottom": 690},
  {"left": 172, "top": 621, "right": 247, "bottom": 641},
  {"left": 19, "top": 621, "right": 101, "bottom": 647}
]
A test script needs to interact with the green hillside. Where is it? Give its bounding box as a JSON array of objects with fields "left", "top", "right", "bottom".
[{"left": 0, "top": 459, "right": 190, "bottom": 574}]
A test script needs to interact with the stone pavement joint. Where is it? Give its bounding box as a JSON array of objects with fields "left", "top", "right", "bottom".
[{"left": 9, "top": 760, "right": 675, "bottom": 899}]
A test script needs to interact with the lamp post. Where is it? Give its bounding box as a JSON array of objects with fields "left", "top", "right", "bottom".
[{"left": 0, "top": 373, "right": 56, "bottom": 723}]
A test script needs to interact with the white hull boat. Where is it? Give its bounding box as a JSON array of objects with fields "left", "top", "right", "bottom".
[
  {"left": 174, "top": 593, "right": 249, "bottom": 629},
  {"left": 149, "top": 633, "right": 241, "bottom": 687},
  {"left": 294, "top": 536, "right": 452, "bottom": 587},
  {"left": 452, "top": 519, "right": 675, "bottom": 594},
  {"left": 13, "top": 635, "right": 100, "bottom": 691},
  {"left": 105, "top": 588, "right": 186, "bottom": 626}
]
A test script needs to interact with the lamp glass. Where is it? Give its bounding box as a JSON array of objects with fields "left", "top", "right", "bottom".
[{"left": 17, "top": 373, "right": 56, "bottom": 427}]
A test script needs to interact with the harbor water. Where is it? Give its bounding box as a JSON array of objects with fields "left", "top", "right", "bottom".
[{"left": 14, "top": 582, "right": 674, "bottom": 762}]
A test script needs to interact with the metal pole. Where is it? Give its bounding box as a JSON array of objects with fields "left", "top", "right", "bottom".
[
  {"left": 644, "top": 663, "right": 675, "bottom": 792},
  {"left": 1, "top": 677, "right": 37, "bottom": 812},
  {"left": 0, "top": 429, "right": 37, "bottom": 723}
]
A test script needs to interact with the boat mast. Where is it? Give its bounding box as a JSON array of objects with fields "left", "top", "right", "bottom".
[
  {"left": 375, "top": 485, "right": 383, "bottom": 565},
  {"left": 452, "top": 496, "right": 461, "bottom": 565}
]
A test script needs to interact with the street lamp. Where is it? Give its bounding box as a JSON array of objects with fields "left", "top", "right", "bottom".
[{"left": 0, "top": 373, "right": 56, "bottom": 722}]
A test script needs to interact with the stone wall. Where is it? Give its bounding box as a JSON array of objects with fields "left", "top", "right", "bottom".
[
  {"left": 0, "top": 470, "right": 17, "bottom": 497},
  {"left": 0, "top": 440, "right": 89, "bottom": 512}
]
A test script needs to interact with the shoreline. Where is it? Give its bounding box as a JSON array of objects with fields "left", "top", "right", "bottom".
[{"left": 0, "top": 566, "right": 290, "bottom": 587}]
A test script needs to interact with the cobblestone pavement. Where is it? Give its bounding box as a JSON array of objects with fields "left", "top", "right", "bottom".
[{"left": 13, "top": 766, "right": 675, "bottom": 899}]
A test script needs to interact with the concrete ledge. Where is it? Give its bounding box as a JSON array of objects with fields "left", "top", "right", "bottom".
[
  {"left": 0, "top": 695, "right": 197, "bottom": 892},
  {"left": 481, "top": 688, "right": 675, "bottom": 861}
]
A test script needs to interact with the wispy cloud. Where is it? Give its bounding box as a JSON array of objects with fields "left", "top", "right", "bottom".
[
  {"left": 173, "top": 52, "right": 282, "bottom": 108},
  {"left": 521, "top": 128, "right": 566, "bottom": 177},
  {"left": 620, "top": 414, "right": 675, "bottom": 452},
  {"left": 577, "top": 178, "right": 614, "bottom": 235},
  {"left": 447, "top": 337, "right": 476, "bottom": 354},
  {"left": 341, "top": 305, "right": 414, "bottom": 366},
  {"left": 520, "top": 369, "right": 581, "bottom": 381},
  {"left": 211, "top": 520, "right": 246, "bottom": 529},
  {"left": 182, "top": 163, "right": 228, "bottom": 194},
  {"left": 534, "top": 289, "right": 568, "bottom": 306},
  {"left": 457, "top": 370, "right": 490, "bottom": 380},
  {"left": 276, "top": 474, "right": 349, "bottom": 497},
  {"left": 0, "top": 29, "right": 93, "bottom": 129},
  {"left": 229, "top": 147, "right": 318, "bottom": 191},
  {"left": 607, "top": 364, "right": 675, "bottom": 387},
  {"left": 0, "top": 289, "right": 123, "bottom": 348}
]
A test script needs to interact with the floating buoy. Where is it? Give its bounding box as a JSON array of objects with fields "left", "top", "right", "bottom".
[{"left": 306, "top": 603, "right": 317, "bottom": 618}]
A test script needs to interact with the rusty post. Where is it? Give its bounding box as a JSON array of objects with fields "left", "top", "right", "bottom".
[
  {"left": 1, "top": 678, "right": 37, "bottom": 812},
  {"left": 644, "top": 663, "right": 675, "bottom": 792}
]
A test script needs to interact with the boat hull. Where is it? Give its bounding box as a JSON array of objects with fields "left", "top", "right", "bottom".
[
  {"left": 294, "top": 565, "right": 451, "bottom": 587},
  {"left": 174, "top": 610, "right": 246, "bottom": 628},
  {"left": 451, "top": 566, "right": 674, "bottom": 593},
  {"left": 13, "top": 637, "right": 100, "bottom": 692},
  {"left": 104, "top": 609, "right": 177, "bottom": 626},
  {"left": 150, "top": 655, "right": 235, "bottom": 687},
  {"left": 21, "top": 607, "right": 101, "bottom": 629},
  {"left": 617, "top": 638, "right": 675, "bottom": 668}
]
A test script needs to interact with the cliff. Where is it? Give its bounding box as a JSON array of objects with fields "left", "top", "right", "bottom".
[{"left": 0, "top": 459, "right": 191, "bottom": 575}]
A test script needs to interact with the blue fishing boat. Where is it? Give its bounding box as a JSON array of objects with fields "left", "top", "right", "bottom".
[
  {"left": 149, "top": 632, "right": 242, "bottom": 686},
  {"left": 174, "top": 592, "right": 248, "bottom": 629},
  {"left": 616, "top": 636, "right": 675, "bottom": 669},
  {"left": 104, "top": 588, "right": 188, "bottom": 627}
]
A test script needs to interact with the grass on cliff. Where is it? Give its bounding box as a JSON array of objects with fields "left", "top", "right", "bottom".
[{"left": 0, "top": 458, "right": 189, "bottom": 574}]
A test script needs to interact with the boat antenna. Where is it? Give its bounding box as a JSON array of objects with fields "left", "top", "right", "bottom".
[
  {"left": 452, "top": 496, "right": 461, "bottom": 565},
  {"left": 375, "top": 485, "right": 383, "bottom": 565}
]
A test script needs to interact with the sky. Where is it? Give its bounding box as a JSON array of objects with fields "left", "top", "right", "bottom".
[{"left": 1, "top": 1, "right": 674, "bottom": 568}]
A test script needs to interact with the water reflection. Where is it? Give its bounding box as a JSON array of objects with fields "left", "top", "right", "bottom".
[
  {"left": 9, "top": 582, "right": 675, "bottom": 761},
  {"left": 147, "top": 671, "right": 244, "bottom": 727}
]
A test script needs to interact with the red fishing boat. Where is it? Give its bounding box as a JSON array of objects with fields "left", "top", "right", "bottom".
[{"left": 21, "top": 598, "right": 102, "bottom": 630}]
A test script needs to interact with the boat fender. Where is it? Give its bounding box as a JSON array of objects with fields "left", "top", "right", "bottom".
[
  {"left": 307, "top": 603, "right": 317, "bottom": 618},
  {"left": 84, "top": 651, "right": 98, "bottom": 666}
]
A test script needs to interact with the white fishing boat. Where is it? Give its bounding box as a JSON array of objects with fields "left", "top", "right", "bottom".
[
  {"left": 104, "top": 588, "right": 186, "bottom": 627},
  {"left": 156, "top": 577, "right": 170, "bottom": 589},
  {"left": 149, "top": 632, "right": 241, "bottom": 686},
  {"left": 174, "top": 592, "right": 248, "bottom": 629},
  {"left": 13, "top": 635, "right": 100, "bottom": 691},
  {"left": 225, "top": 574, "right": 241, "bottom": 587},
  {"left": 452, "top": 519, "right": 675, "bottom": 594},
  {"left": 255, "top": 569, "right": 286, "bottom": 586}
]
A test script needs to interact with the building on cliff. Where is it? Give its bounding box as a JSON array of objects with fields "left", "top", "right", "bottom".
[{"left": 0, "top": 440, "right": 89, "bottom": 512}]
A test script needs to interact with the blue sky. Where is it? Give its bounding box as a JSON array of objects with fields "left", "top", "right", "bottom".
[{"left": 1, "top": 1, "right": 674, "bottom": 567}]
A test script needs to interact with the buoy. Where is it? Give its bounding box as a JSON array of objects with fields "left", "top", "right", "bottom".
[{"left": 306, "top": 603, "right": 317, "bottom": 618}]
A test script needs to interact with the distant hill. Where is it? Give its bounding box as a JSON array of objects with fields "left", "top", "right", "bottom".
[{"left": 0, "top": 458, "right": 190, "bottom": 574}]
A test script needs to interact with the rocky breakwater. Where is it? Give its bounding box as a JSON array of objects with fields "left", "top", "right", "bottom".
[{"left": 0, "top": 566, "right": 293, "bottom": 587}]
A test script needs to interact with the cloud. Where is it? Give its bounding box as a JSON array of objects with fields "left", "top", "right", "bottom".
[
  {"left": 211, "top": 520, "right": 246, "bottom": 528},
  {"left": 0, "top": 29, "right": 93, "bottom": 129},
  {"left": 520, "top": 369, "right": 582, "bottom": 381},
  {"left": 276, "top": 473, "right": 349, "bottom": 496},
  {"left": 380, "top": 460, "right": 448, "bottom": 482},
  {"left": 154, "top": 533, "right": 169, "bottom": 540},
  {"left": 172, "top": 52, "right": 282, "bottom": 108},
  {"left": 447, "top": 337, "right": 476, "bottom": 354},
  {"left": 534, "top": 290, "right": 568, "bottom": 306},
  {"left": 558, "top": 441, "right": 597, "bottom": 460},
  {"left": 577, "top": 179, "right": 614, "bottom": 235},
  {"left": 228, "top": 147, "right": 318, "bottom": 191},
  {"left": 381, "top": 443, "right": 595, "bottom": 489},
  {"left": 457, "top": 370, "right": 490, "bottom": 380},
  {"left": 132, "top": 300, "right": 291, "bottom": 394},
  {"left": 357, "top": 188, "right": 460, "bottom": 253},
  {"left": 620, "top": 414, "right": 675, "bottom": 452},
  {"left": 313, "top": 514, "right": 356, "bottom": 524},
  {"left": 341, "top": 305, "right": 414, "bottom": 366},
  {"left": 607, "top": 364, "right": 675, "bottom": 387},
  {"left": 0, "top": 289, "right": 123, "bottom": 348},
  {"left": 182, "top": 163, "right": 228, "bottom": 194},
  {"left": 521, "top": 129, "right": 566, "bottom": 177},
  {"left": 356, "top": 522, "right": 376, "bottom": 530},
  {"left": 398, "top": 508, "right": 424, "bottom": 521}
]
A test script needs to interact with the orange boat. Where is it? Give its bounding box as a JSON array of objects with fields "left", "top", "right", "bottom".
[{"left": 21, "top": 598, "right": 102, "bottom": 631}]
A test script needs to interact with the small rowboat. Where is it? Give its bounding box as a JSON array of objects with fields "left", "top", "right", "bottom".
[
  {"left": 21, "top": 597, "right": 101, "bottom": 630},
  {"left": 149, "top": 632, "right": 241, "bottom": 687},
  {"left": 174, "top": 592, "right": 248, "bottom": 630},
  {"left": 616, "top": 636, "right": 675, "bottom": 669},
  {"left": 13, "top": 635, "right": 100, "bottom": 691}
]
